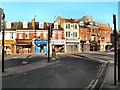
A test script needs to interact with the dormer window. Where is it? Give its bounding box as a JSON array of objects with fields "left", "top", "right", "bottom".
[
  {"left": 54, "top": 22, "right": 58, "bottom": 29},
  {"left": 79, "top": 21, "right": 84, "bottom": 26},
  {"left": 6, "top": 21, "right": 11, "bottom": 28},
  {"left": 23, "top": 21, "right": 28, "bottom": 28},
  {"left": 89, "top": 22, "right": 93, "bottom": 25},
  {"left": 39, "top": 22, "right": 44, "bottom": 29}
]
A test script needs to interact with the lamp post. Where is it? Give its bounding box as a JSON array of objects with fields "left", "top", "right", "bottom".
[
  {"left": 0, "top": 8, "right": 5, "bottom": 72},
  {"left": 48, "top": 25, "right": 51, "bottom": 62}
]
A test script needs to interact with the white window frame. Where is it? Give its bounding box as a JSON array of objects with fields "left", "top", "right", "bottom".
[
  {"left": 74, "top": 24, "right": 77, "bottom": 29},
  {"left": 66, "top": 23, "right": 70, "bottom": 29},
  {"left": 39, "top": 22, "right": 44, "bottom": 29},
  {"left": 6, "top": 22, "right": 11, "bottom": 28},
  {"left": 66, "top": 31, "right": 70, "bottom": 37},
  {"left": 73, "top": 32, "right": 77, "bottom": 37},
  {"left": 52, "top": 32, "right": 55, "bottom": 39},
  {"left": 25, "top": 32, "right": 29, "bottom": 39},
  {"left": 19, "top": 33, "right": 22, "bottom": 39},
  {"left": 43, "top": 33, "right": 46, "bottom": 39},
  {"left": 54, "top": 22, "right": 58, "bottom": 29},
  {"left": 37, "top": 32, "right": 40, "bottom": 37},
  {"left": 10, "top": 32, "right": 14, "bottom": 39},
  {"left": 23, "top": 21, "right": 28, "bottom": 28}
]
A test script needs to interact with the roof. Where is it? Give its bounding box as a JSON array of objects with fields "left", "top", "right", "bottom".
[
  {"left": 56, "top": 16, "right": 78, "bottom": 23},
  {"left": 17, "top": 21, "right": 63, "bottom": 30},
  {"left": 62, "top": 18, "right": 78, "bottom": 23},
  {"left": 5, "top": 22, "right": 19, "bottom": 30}
]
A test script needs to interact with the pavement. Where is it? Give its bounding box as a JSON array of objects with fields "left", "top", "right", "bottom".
[{"left": 99, "top": 63, "right": 120, "bottom": 89}]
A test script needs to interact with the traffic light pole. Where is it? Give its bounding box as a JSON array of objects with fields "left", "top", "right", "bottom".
[
  {"left": 48, "top": 25, "right": 51, "bottom": 62},
  {"left": 113, "top": 14, "right": 117, "bottom": 85}
]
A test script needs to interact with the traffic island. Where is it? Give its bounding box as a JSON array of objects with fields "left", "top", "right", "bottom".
[{"left": 2, "top": 59, "right": 60, "bottom": 77}]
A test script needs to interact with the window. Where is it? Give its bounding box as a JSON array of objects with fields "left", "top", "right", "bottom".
[
  {"left": 10, "top": 32, "right": 14, "bottom": 39},
  {"left": 52, "top": 32, "right": 55, "bottom": 39},
  {"left": 92, "top": 29, "right": 94, "bottom": 33},
  {"left": 66, "top": 32, "right": 70, "bottom": 37},
  {"left": 105, "top": 31, "right": 106, "bottom": 34},
  {"left": 19, "top": 33, "right": 22, "bottom": 39},
  {"left": 89, "top": 29, "right": 91, "bottom": 32},
  {"left": 54, "top": 22, "right": 58, "bottom": 29},
  {"left": 5, "top": 32, "right": 10, "bottom": 40},
  {"left": 6, "top": 22, "right": 11, "bottom": 28},
  {"left": 105, "top": 37, "right": 106, "bottom": 40},
  {"left": 73, "top": 32, "right": 77, "bottom": 37},
  {"left": 91, "top": 36, "right": 95, "bottom": 41},
  {"left": 102, "top": 30, "right": 105, "bottom": 34},
  {"left": 23, "top": 21, "right": 28, "bottom": 28},
  {"left": 37, "top": 32, "right": 40, "bottom": 37},
  {"left": 84, "top": 28, "right": 86, "bottom": 33},
  {"left": 75, "top": 24, "right": 77, "bottom": 29},
  {"left": 66, "top": 24, "right": 70, "bottom": 29},
  {"left": 25, "top": 32, "right": 29, "bottom": 39},
  {"left": 43, "top": 33, "right": 46, "bottom": 39},
  {"left": 58, "top": 34, "right": 61, "bottom": 39},
  {"left": 39, "top": 22, "right": 44, "bottom": 29},
  {"left": 86, "top": 19, "right": 89, "bottom": 22}
]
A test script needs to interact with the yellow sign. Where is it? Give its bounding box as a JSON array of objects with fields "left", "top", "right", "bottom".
[{"left": 0, "top": 40, "right": 14, "bottom": 44}]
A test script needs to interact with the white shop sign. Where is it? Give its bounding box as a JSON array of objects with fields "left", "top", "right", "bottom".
[
  {"left": 51, "top": 40, "right": 65, "bottom": 45},
  {"left": 66, "top": 40, "right": 79, "bottom": 43}
]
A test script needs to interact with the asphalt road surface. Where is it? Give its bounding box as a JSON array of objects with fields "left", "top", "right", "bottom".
[{"left": 2, "top": 53, "right": 104, "bottom": 88}]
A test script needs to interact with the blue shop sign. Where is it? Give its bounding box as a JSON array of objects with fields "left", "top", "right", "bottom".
[{"left": 34, "top": 40, "right": 48, "bottom": 44}]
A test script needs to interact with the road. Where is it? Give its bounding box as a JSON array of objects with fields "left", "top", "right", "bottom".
[{"left": 2, "top": 52, "right": 114, "bottom": 88}]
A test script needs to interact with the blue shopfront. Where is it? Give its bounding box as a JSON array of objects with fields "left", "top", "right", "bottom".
[{"left": 34, "top": 40, "right": 48, "bottom": 53}]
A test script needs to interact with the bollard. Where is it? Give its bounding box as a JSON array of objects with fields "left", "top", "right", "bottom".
[{"left": 52, "top": 52, "right": 56, "bottom": 60}]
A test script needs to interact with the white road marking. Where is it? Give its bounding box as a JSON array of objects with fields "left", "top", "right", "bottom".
[{"left": 68, "top": 55, "right": 82, "bottom": 58}]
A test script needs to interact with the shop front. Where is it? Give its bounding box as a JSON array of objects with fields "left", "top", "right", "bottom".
[
  {"left": 80, "top": 40, "right": 90, "bottom": 52},
  {"left": 0, "top": 40, "right": 15, "bottom": 55},
  {"left": 65, "top": 40, "right": 79, "bottom": 52},
  {"left": 34, "top": 40, "right": 48, "bottom": 53},
  {"left": 16, "top": 39, "right": 32, "bottom": 54},
  {"left": 51, "top": 40, "right": 65, "bottom": 53}
]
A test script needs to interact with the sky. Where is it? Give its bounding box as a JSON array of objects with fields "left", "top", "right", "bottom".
[{"left": 1, "top": 1, "right": 119, "bottom": 30}]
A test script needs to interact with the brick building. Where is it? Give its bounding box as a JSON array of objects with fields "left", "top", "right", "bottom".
[
  {"left": 78, "top": 16, "right": 112, "bottom": 51},
  {"left": 0, "top": 21, "right": 17, "bottom": 54},
  {"left": 15, "top": 20, "right": 64, "bottom": 54}
]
